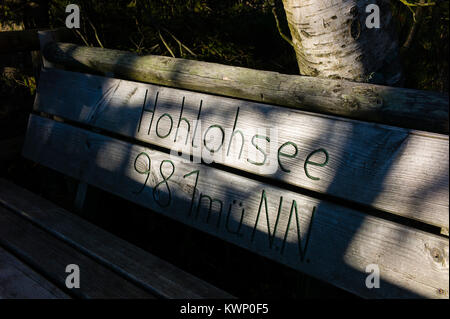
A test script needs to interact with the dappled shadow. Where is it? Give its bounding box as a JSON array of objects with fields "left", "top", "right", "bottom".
[{"left": 22, "top": 44, "right": 449, "bottom": 299}]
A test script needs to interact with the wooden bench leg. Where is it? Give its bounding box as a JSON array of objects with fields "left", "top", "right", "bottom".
[{"left": 74, "top": 182, "right": 87, "bottom": 214}]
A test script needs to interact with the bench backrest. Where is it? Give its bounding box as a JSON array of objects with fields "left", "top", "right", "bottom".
[{"left": 23, "top": 60, "right": 449, "bottom": 298}]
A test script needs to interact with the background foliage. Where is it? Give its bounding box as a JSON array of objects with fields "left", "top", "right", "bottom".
[{"left": 1, "top": 0, "right": 449, "bottom": 91}]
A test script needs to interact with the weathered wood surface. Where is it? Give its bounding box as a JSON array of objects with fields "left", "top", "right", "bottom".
[
  {"left": 0, "top": 246, "right": 70, "bottom": 299},
  {"left": 74, "top": 181, "right": 88, "bottom": 213},
  {"left": 0, "top": 178, "right": 234, "bottom": 299},
  {"left": 34, "top": 68, "right": 449, "bottom": 229},
  {"left": 42, "top": 42, "right": 449, "bottom": 133},
  {"left": 0, "top": 204, "right": 156, "bottom": 299},
  {"left": 22, "top": 115, "right": 449, "bottom": 298}
]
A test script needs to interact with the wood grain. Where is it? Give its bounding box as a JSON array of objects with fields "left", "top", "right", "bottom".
[
  {"left": 0, "top": 178, "right": 233, "bottom": 299},
  {"left": 0, "top": 246, "right": 70, "bottom": 299},
  {"left": 0, "top": 204, "right": 155, "bottom": 299},
  {"left": 42, "top": 42, "right": 448, "bottom": 133},
  {"left": 34, "top": 68, "right": 449, "bottom": 229},
  {"left": 22, "top": 115, "right": 449, "bottom": 298}
]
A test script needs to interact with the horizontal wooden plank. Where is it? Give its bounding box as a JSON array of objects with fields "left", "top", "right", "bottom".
[
  {"left": 22, "top": 115, "right": 449, "bottom": 298},
  {"left": 0, "top": 204, "right": 155, "bottom": 299},
  {"left": 0, "top": 178, "right": 233, "bottom": 299},
  {"left": 34, "top": 68, "right": 449, "bottom": 229},
  {"left": 42, "top": 42, "right": 449, "bottom": 133},
  {"left": 0, "top": 245, "right": 70, "bottom": 299}
]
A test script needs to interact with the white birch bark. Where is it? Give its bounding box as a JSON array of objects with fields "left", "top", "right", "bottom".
[{"left": 282, "top": 0, "right": 402, "bottom": 85}]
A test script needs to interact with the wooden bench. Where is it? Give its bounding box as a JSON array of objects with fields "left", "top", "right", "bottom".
[
  {"left": 0, "top": 178, "right": 233, "bottom": 299},
  {"left": 2, "top": 30, "right": 449, "bottom": 299},
  {"left": 0, "top": 30, "right": 233, "bottom": 299}
]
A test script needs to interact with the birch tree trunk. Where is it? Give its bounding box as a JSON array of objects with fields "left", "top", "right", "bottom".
[{"left": 282, "top": 0, "right": 403, "bottom": 85}]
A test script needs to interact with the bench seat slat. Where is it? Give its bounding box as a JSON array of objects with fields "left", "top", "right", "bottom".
[
  {"left": 21, "top": 114, "right": 449, "bottom": 298},
  {"left": 33, "top": 68, "right": 449, "bottom": 230},
  {"left": 0, "top": 205, "right": 156, "bottom": 299},
  {"left": 0, "top": 178, "right": 233, "bottom": 299},
  {"left": 0, "top": 246, "right": 70, "bottom": 299}
]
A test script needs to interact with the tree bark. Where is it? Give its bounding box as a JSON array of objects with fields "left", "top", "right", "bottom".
[{"left": 282, "top": 0, "right": 403, "bottom": 85}]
